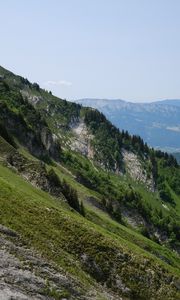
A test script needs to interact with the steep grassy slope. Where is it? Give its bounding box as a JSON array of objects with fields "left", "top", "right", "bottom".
[
  {"left": 0, "top": 162, "right": 179, "bottom": 299},
  {"left": 0, "top": 65, "right": 180, "bottom": 298},
  {"left": 0, "top": 65, "right": 179, "bottom": 248}
]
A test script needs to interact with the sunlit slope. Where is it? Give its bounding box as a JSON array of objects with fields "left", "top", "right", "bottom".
[{"left": 0, "top": 162, "right": 179, "bottom": 299}]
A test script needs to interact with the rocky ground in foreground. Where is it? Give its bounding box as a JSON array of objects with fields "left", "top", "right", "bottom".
[
  {"left": 0, "top": 225, "right": 120, "bottom": 300},
  {"left": 0, "top": 225, "right": 76, "bottom": 300}
]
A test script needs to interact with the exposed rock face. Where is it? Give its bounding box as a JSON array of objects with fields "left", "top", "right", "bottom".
[
  {"left": 69, "top": 120, "right": 155, "bottom": 192},
  {"left": 0, "top": 226, "right": 83, "bottom": 300},
  {"left": 121, "top": 207, "right": 172, "bottom": 248},
  {"left": 6, "top": 151, "right": 65, "bottom": 200},
  {"left": 122, "top": 207, "right": 145, "bottom": 228},
  {"left": 0, "top": 225, "right": 122, "bottom": 300},
  {"left": 40, "top": 127, "right": 60, "bottom": 159},
  {"left": 122, "top": 149, "right": 155, "bottom": 191},
  {"left": 70, "top": 119, "right": 94, "bottom": 159},
  {"left": 21, "top": 90, "right": 43, "bottom": 105},
  {"left": 0, "top": 102, "right": 61, "bottom": 161}
]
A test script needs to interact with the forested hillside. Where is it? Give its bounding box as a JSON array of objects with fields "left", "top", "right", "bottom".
[
  {"left": 76, "top": 98, "right": 180, "bottom": 152},
  {"left": 0, "top": 65, "right": 179, "bottom": 299}
]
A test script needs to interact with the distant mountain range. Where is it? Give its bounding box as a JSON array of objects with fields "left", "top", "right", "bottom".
[
  {"left": 75, "top": 98, "right": 180, "bottom": 152},
  {"left": 0, "top": 66, "right": 180, "bottom": 299}
]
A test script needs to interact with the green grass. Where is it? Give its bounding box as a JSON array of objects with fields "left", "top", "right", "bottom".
[
  {"left": 51, "top": 161, "right": 180, "bottom": 269},
  {"left": 46, "top": 151, "right": 180, "bottom": 266},
  {"left": 1, "top": 137, "right": 179, "bottom": 275},
  {"left": 0, "top": 162, "right": 179, "bottom": 299},
  {"left": 86, "top": 206, "right": 180, "bottom": 268},
  {"left": 0, "top": 64, "right": 180, "bottom": 298}
]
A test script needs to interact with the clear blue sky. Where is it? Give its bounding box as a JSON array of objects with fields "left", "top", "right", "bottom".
[{"left": 1, "top": 0, "right": 180, "bottom": 102}]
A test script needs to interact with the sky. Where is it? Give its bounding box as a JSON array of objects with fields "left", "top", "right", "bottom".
[{"left": 1, "top": 0, "right": 180, "bottom": 102}]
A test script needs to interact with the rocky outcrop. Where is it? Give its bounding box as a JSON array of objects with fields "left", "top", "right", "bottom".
[
  {"left": 6, "top": 151, "right": 64, "bottom": 200},
  {"left": 0, "top": 225, "right": 122, "bottom": 300},
  {"left": 122, "top": 149, "right": 155, "bottom": 191},
  {"left": 70, "top": 119, "right": 94, "bottom": 159},
  {"left": 40, "top": 127, "right": 60, "bottom": 159},
  {"left": 0, "top": 102, "right": 61, "bottom": 162},
  {"left": 21, "top": 90, "right": 43, "bottom": 105},
  {"left": 122, "top": 207, "right": 145, "bottom": 228},
  {"left": 0, "top": 226, "right": 86, "bottom": 300}
]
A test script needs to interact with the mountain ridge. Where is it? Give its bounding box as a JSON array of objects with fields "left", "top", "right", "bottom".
[
  {"left": 76, "top": 97, "right": 180, "bottom": 105},
  {"left": 0, "top": 65, "right": 179, "bottom": 299},
  {"left": 75, "top": 98, "right": 180, "bottom": 152}
]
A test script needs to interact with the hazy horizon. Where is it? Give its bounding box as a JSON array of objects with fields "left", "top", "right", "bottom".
[
  {"left": 74, "top": 97, "right": 180, "bottom": 104},
  {"left": 1, "top": 0, "right": 180, "bottom": 102}
]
